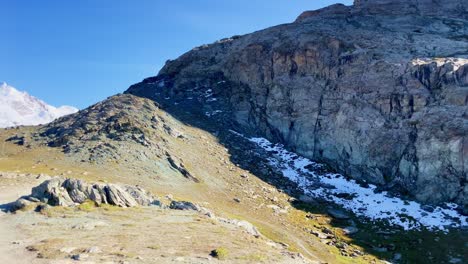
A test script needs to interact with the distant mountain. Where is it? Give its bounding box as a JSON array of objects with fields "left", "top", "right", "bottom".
[{"left": 0, "top": 82, "right": 78, "bottom": 128}]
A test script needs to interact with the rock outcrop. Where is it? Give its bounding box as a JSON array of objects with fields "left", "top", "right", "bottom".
[
  {"left": 20, "top": 178, "right": 157, "bottom": 208},
  {"left": 126, "top": 0, "right": 468, "bottom": 210}
]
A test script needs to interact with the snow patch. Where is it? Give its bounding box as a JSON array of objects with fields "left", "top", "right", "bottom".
[
  {"left": 245, "top": 135, "right": 467, "bottom": 231},
  {"left": 205, "top": 110, "right": 223, "bottom": 117}
]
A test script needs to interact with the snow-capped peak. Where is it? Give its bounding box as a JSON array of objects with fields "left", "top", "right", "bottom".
[{"left": 0, "top": 82, "right": 79, "bottom": 128}]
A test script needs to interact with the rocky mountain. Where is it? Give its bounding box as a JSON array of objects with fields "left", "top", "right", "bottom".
[
  {"left": 0, "top": 82, "right": 78, "bottom": 128},
  {"left": 126, "top": 0, "right": 468, "bottom": 211},
  {"left": 1, "top": 1, "right": 467, "bottom": 263}
]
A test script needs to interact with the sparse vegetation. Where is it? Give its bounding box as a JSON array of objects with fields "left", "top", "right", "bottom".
[
  {"left": 211, "top": 247, "right": 229, "bottom": 260},
  {"left": 77, "top": 200, "right": 97, "bottom": 212}
]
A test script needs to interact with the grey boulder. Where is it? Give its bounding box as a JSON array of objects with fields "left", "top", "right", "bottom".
[{"left": 28, "top": 177, "right": 156, "bottom": 208}]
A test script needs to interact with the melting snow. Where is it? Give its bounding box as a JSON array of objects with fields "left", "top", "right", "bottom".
[
  {"left": 243, "top": 135, "right": 467, "bottom": 231},
  {"left": 205, "top": 89, "right": 214, "bottom": 98},
  {"left": 205, "top": 110, "right": 223, "bottom": 117}
]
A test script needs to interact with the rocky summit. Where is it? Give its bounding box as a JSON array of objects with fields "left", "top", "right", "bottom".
[{"left": 127, "top": 0, "right": 468, "bottom": 211}]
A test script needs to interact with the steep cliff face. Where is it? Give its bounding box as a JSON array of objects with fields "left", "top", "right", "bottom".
[{"left": 126, "top": 1, "right": 468, "bottom": 210}]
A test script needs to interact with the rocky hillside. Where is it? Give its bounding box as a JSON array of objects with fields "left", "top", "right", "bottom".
[{"left": 126, "top": 0, "right": 468, "bottom": 211}]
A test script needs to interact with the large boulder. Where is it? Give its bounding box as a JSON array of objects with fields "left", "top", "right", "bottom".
[{"left": 29, "top": 178, "right": 156, "bottom": 207}]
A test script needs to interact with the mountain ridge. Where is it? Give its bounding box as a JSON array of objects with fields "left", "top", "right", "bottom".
[{"left": 0, "top": 82, "right": 78, "bottom": 128}]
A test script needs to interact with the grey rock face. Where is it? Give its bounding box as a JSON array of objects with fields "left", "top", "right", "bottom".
[
  {"left": 166, "top": 152, "right": 199, "bottom": 182},
  {"left": 28, "top": 178, "right": 156, "bottom": 207},
  {"left": 354, "top": 0, "right": 468, "bottom": 19},
  {"left": 126, "top": 2, "right": 468, "bottom": 210}
]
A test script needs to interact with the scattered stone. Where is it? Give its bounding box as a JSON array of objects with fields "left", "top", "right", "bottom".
[
  {"left": 305, "top": 214, "right": 316, "bottom": 220},
  {"left": 421, "top": 205, "right": 435, "bottom": 212},
  {"left": 322, "top": 227, "right": 333, "bottom": 235},
  {"left": 336, "top": 242, "right": 348, "bottom": 249},
  {"left": 218, "top": 218, "right": 261, "bottom": 237},
  {"left": 86, "top": 247, "right": 102, "bottom": 254},
  {"left": 169, "top": 201, "right": 199, "bottom": 211},
  {"left": 26, "top": 245, "right": 38, "bottom": 252},
  {"left": 376, "top": 230, "right": 396, "bottom": 235},
  {"left": 267, "top": 204, "right": 288, "bottom": 214},
  {"left": 449, "top": 257, "right": 462, "bottom": 264},
  {"left": 71, "top": 254, "right": 89, "bottom": 261},
  {"left": 343, "top": 226, "right": 359, "bottom": 235},
  {"left": 311, "top": 231, "right": 329, "bottom": 239},
  {"left": 373, "top": 247, "right": 388, "bottom": 253},
  {"left": 36, "top": 174, "right": 51, "bottom": 180},
  {"left": 60, "top": 247, "right": 77, "bottom": 254},
  {"left": 328, "top": 208, "right": 351, "bottom": 220},
  {"left": 199, "top": 207, "right": 216, "bottom": 218},
  {"left": 72, "top": 221, "right": 108, "bottom": 231},
  {"left": 298, "top": 195, "right": 316, "bottom": 204},
  {"left": 334, "top": 193, "right": 356, "bottom": 200},
  {"left": 233, "top": 198, "right": 241, "bottom": 203}
]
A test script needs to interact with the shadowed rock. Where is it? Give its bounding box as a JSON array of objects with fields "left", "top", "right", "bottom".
[
  {"left": 169, "top": 201, "right": 200, "bottom": 211},
  {"left": 166, "top": 152, "right": 199, "bottom": 183}
]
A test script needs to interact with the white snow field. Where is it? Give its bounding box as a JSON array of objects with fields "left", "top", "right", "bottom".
[{"left": 0, "top": 82, "right": 78, "bottom": 128}]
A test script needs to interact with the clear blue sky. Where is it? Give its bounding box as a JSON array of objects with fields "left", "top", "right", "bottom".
[{"left": 1, "top": 0, "right": 352, "bottom": 109}]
